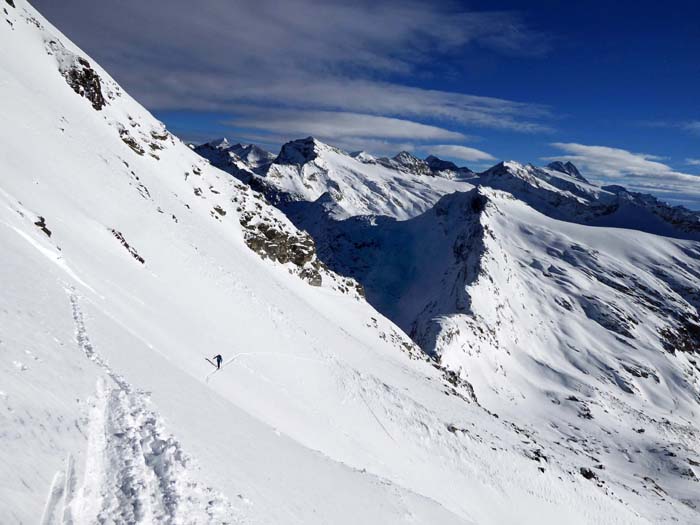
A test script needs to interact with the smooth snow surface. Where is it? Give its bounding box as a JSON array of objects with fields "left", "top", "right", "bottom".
[{"left": 2, "top": 2, "right": 699, "bottom": 524}]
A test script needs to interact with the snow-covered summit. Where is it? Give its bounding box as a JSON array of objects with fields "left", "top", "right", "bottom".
[
  {"left": 376, "top": 150, "right": 433, "bottom": 176},
  {"left": 206, "top": 137, "right": 231, "bottom": 150},
  {"left": 425, "top": 154, "right": 459, "bottom": 172},
  {"left": 349, "top": 150, "right": 377, "bottom": 163},
  {"left": 274, "top": 136, "right": 341, "bottom": 165}
]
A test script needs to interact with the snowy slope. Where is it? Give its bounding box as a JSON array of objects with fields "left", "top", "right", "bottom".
[
  {"left": 1, "top": 2, "right": 678, "bottom": 524},
  {"left": 227, "top": 176, "right": 700, "bottom": 522},
  {"left": 195, "top": 100, "right": 700, "bottom": 524}
]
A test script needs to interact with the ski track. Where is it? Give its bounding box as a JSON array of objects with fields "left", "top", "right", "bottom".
[
  {"left": 40, "top": 290, "right": 240, "bottom": 524},
  {"left": 205, "top": 351, "right": 326, "bottom": 382}
]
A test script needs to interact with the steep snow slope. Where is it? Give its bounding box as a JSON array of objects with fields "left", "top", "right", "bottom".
[
  {"left": 0, "top": 2, "right": 670, "bottom": 524},
  {"left": 198, "top": 116, "right": 700, "bottom": 524},
  {"left": 274, "top": 184, "right": 700, "bottom": 521}
]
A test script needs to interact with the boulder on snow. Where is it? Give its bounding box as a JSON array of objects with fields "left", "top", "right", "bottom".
[{"left": 46, "top": 40, "right": 106, "bottom": 110}]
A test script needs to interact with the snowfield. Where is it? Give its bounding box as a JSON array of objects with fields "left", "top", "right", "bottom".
[{"left": 1, "top": 1, "right": 699, "bottom": 524}]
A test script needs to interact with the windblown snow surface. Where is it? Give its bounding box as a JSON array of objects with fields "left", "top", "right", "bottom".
[{"left": 1, "top": 1, "right": 699, "bottom": 524}]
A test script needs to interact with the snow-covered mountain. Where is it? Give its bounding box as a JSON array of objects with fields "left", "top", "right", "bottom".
[
  {"left": 2, "top": 1, "right": 700, "bottom": 524},
  {"left": 198, "top": 134, "right": 700, "bottom": 521},
  {"left": 195, "top": 138, "right": 276, "bottom": 170},
  {"left": 205, "top": 136, "right": 478, "bottom": 220}
]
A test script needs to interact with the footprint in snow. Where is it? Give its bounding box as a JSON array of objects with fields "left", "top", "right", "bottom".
[{"left": 13, "top": 360, "right": 28, "bottom": 371}]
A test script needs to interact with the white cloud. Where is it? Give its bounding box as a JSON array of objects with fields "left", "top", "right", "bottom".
[
  {"left": 423, "top": 144, "right": 496, "bottom": 162},
  {"left": 229, "top": 110, "right": 467, "bottom": 141},
  {"left": 545, "top": 143, "right": 700, "bottom": 198},
  {"left": 35, "top": 0, "right": 552, "bottom": 136},
  {"left": 644, "top": 120, "right": 700, "bottom": 136},
  {"left": 686, "top": 158, "right": 700, "bottom": 166}
]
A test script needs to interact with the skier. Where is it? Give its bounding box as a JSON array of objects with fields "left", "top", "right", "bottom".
[{"left": 213, "top": 354, "right": 223, "bottom": 369}]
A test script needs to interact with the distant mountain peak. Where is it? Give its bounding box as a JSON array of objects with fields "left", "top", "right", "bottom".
[
  {"left": 546, "top": 160, "right": 587, "bottom": 182},
  {"left": 207, "top": 137, "right": 231, "bottom": 150},
  {"left": 373, "top": 150, "right": 432, "bottom": 175},
  {"left": 275, "top": 136, "right": 338, "bottom": 165},
  {"left": 425, "top": 155, "right": 459, "bottom": 172},
  {"left": 393, "top": 150, "right": 420, "bottom": 163},
  {"left": 350, "top": 150, "right": 376, "bottom": 164}
]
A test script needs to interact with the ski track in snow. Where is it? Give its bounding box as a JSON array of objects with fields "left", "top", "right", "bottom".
[
  {"left": 40, "top": 290, "right": 240, "bottom": 524},
  {"left": 205, "top": 351, "right": 326, "bottom": 382}
]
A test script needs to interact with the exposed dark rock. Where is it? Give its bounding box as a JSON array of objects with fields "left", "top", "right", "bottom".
[
  {"left": 239, "top": 213, "right": 323, "bottom": 286},
  {"left": 376, "top": 151, "right": 433, "bottom": 176},
  {"left": 660, "top": 320, "right": 700, "bottom": 354},
  {"left": 425, "top": 155, "right": 458, "bottom": 172},
  {"left": 275, "top": 137, "right": 322, "bottom": 165},
  {"left": 63, "top": 56, "right": 106, "bottom": 110},
  {"left": 5, "top": 0, "right": 14, "bottom": 8},
  {"left": 150, "top": 130, "right": 169, "bottom": 141},
  {"left": 546, "top": 161, "right": 587, "bottom": 182},
  {"left": 622, "top": 363, "right": 660, "bottom": 383},
  {"left": 440, "top": 367, "right": 478, "bottom": 403},
  {"left": 580, "top": 467, "right": 598, "bottom": 480},
  {"left": 299, "top": 266, "right": 322, "bottom": 286},
  {"left": 578, "top": 405, "right": 594, "bottom": 420},
  {"left": 110, "top": 229, "right": 144, "bottom": 264},
  {"left": 34, "top": 216, "right": 51, "bottom": 237},
  {"left": 212, "top": 205, "right": 226, "bottom": 216},
  {"left": 525, "top": 448, "right": 548, "bottom": 463},
  {"left": 119, "top": 130, "right": 144, "bottom": 155}
]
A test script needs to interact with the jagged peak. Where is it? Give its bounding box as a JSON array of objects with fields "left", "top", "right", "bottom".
[
  {"left": 393, "top": 150, "right": 421, "bottom": 163},
  {"left": 350, "top": 150, "right": 376, "bottom": 163},
  {"left": 481, "top": 160, "right": 527, "bottom": 177},
  {"left": 373, "top": 150, "right": 432, "bottom": 175},
  {"left": 274, "top": 136, "right": 339, "bottom": 165},
  {"left": 546, "top": 160, "right": 587, "bottom": 181},
  {"left": 424, "top": 155, "right": 459, "bottom": 172},
  {"left": 206, "top": 137, "right": 231, "bottom": 150}
]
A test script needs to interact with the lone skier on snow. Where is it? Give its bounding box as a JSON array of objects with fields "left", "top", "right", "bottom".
[{"left": 213, "top": 354, "right": 223, "bottom": 369}]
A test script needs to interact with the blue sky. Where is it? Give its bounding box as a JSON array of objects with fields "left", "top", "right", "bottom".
[{"left": 36, "top": 0, "right": 700, "bottom": 208}]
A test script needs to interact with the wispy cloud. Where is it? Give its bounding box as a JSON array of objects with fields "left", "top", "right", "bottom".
[
  {"left": 227, "top": 109, "right": 468, "bottom": 142},
  {"left": 686, "top": 158, "right": 700, "bottom": 166},
  {"left": 35, "top": 0, "right": 553, "bottom": 151},
  {"left": 643, "top": 120, "right": 700, "bottom": 135},
  {"left": 422, "top": 144, "right": 496, "bottom": 162},
  {"left": 545, "top": 143, "right": 700, "bottom": 203},
  {"left": 682, "top": 121, "right": 700, "bottom": 134}
]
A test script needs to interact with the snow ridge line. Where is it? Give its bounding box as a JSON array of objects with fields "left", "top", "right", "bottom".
[{"left": 41, "top": 290, "right": 241, "bottom": 524}]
